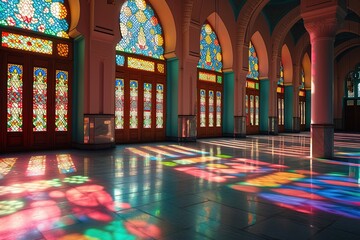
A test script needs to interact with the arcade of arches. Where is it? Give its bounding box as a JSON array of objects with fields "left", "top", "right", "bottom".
[{"left": 0, "top": 0, "right": 360, "bottom": 159}]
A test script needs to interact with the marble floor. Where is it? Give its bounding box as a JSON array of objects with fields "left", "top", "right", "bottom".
[{"left": 0, "top": 133, "right": 360, "bottom": 240}]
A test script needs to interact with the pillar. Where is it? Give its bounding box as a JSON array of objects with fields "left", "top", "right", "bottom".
[{"left": 301, "top": 0, "right": 346, "bottom": 158}]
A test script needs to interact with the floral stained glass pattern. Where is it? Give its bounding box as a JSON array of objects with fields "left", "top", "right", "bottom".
[
  {"left": 156, "top": 84, "right": 164, "bottom": 128},
  {"left": 55, "top": 70, "right": 68, "bottom": 131},
  {"left": 2, "top": 32, "right": 53, "bottom": 55},
  {"left": 247, "top": 41, "right": 259, "bottom": 80},
  {"left": 200, "top": 89, "right": 206, "bottom": 127},
  {"left": 209, "top": 90, "right": 214, "bottom": 127},
  {"left": 128, "top": 57, "right": 155, "bottom": 72},
  {"left": 57, "top": 43, "right": 69, "bottom": 57},
  {"left": 0, "top": 0, "right": 69, "bottom": 38},
  {"left": 7, "top": 64, "right": 23, "bottom": 132},
  {"left": 115, "top": 78, "right": 124, "bottom": 129},
  {"left": 116, "top": 55, "right": 125, "bottom": 66},
  {"left": 300, "top": 69, "right": 305, "bottom": 90},
  {"left": 33, "top": 67, "right": 47, "bottom": 131},
  {"left": 278, "top": 61, "right": 284, "bottom": 85},
  {"left": 216, "top": 91, "right": 221, "bottom": 127},
  {"left": 198, "top": 23, "right": 223, "bottom": 72},
  {"left": 130, "top": 80, "right": 138, "bottom": 129},
  {"left": 117, "top": 0, "right": 164, "bottom": 59},
  {"left": 250, "top": 95, "right": 254, "bottom": 125},
  {"left": 143, "top": 83, "right": 152, "bottom": 128},
  {"left": 198, "top": 71, "right": 216, "bottom": 82},
  {"left": 255, "top": 95, "right": 259, "bottom": 126}
]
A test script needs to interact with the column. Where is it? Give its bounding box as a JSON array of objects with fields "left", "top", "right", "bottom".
[{"left": 301, "top": 1, "right": 346, "bottom": 158}]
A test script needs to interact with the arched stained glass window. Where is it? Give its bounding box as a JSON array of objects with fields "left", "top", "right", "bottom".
[
  {"left": 116, "top": 0, "right": 164, "bottom": 59},
  {"left": 247, "top": 41, "right": 259, "bottom": 80},
  {"left": 278, "top": 61, "right": 284, "bottom": 85},
  {"left": 198, "top": 23, "right": 222, "bottom": 72},
  {"left": 0, "top": 0, "right": 69, "bottom": 38},
  {"left": 300, "top": 68, "right": 305, "bottom": 89}
]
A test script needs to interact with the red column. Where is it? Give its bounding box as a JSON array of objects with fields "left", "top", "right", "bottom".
[{"left": 302, "top": 1, "right": 346, "bottom": 158}]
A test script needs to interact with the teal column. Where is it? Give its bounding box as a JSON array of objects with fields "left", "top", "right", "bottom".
[
  {"left": 306, "top": 89, "right": 311, "bottom": 130},
  {"left": 72, "top": 37, "right": 85, "bottom": 143},
  {"left": 284, "top": 86, "right": 294, "bottom": 131},
  {"left": 260, "top": 79, "right": 269, "bottom": 132},
  {"left": 166, "top": 58, "right": 179, "bottom": 138},
  {"left": 223, "top": 72, "right": 234, "bottom": 136}
]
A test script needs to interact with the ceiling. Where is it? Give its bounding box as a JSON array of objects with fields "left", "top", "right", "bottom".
[{"left": 227, "top": 0, "right": 360, "bottom": 61}]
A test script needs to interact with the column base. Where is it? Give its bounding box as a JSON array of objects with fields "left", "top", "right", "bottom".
[
  {"left": 311, "top": 124, "right": 334, "bottom": 158},
  {"left": 177, "top": 115, "right": 197, "bottom": 142},
  {"left": 234, "top": 116, "right": 246, "bottom": 138},
  {"left": 268, "top": 117, "right": 278, "bottom": 135},
  {"left": 293, "top": 117, "right": 300, "bottom": 133}
]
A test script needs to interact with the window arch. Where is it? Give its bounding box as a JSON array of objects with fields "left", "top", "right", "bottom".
[
  {"left": 197, "top": 22, "right": 223, "bottom": 137},
  {"left": 198, "top": 23, "right": 223, "bottom": 72},
  {"left": 115, "top": 0, "right": 166, "bottom": 143},
  {"left": 116, "top": 0, "right": 164, "bottom": 59},
  {"left": 0, "top": 0, "right": 69, "bottom": 38}
]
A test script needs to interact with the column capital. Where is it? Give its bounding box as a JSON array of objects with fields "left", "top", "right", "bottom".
[{"left": 301, "top": 1, "right": 346, "bottom": 40}]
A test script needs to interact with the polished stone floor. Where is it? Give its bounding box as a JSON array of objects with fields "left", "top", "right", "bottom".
[{"left": 0, "top": 133, "right": 360, "bottom": 240}]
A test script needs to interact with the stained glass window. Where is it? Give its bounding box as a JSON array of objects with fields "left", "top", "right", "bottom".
[
  {"left": 255, "top": 95, "right": 259, "bottom": 125},
  {"left": 216, "top": 91, "right": 221, "bottom": 127},
  {"left": 358, "top": 83, "right": 360, "bottom": 98},
  {"left": 0, "top": 0, "right": 69, "bottom": 38},
  {"left": 200, "top": 89, "right": 206, "bottom": 127},
  {"left": 57, "top": 43, "right": 69, "bottom": 57},
  {"left": 117, "top": 0, "right": 164, "bottom": 59},
  {"left": 250, "top": 95, "right": 254, "bottom": 125},
  {"left": 245, "top": 95, "right": 248, "bottom": 116},
  {"left": 143, "top": 83, "right": 152, "bottom": 128},
  {"left": 156, "top": 84, "right": 164, "bottom": 128},
  {"left": 130, "top": 80, "right": 138, "bottom": 129},
  {"left": 247, "top": 41, "right": 259, "bottom": 80},
  {"left": 157, "top": 63, "right": 165, "bottom": 73},
  {"left": 116, "top": 55, "right": 125, "bottom": 66},
  {"left": 33, "top": 67, "right": 47, "bottom": 131},
  {"left": 55, "top": 70, "right": 68, "bottom": 131},
  {"left": 115, "top": 78, "right": 124, "bottom": 129},
  {"left": 26, "top": 155, "right": 46, "bottom": 176},
  {"left": 198, "top": 23, "right": 222, "bottom": 72},
  {"left": 300, "top": 69, "right": 305, "bottom": 90},
  {"left": 209, "top": 90, "right": 214, "bottom": 127},
  {"left": 7, "top": 64, "right": 23, "bottom": 132},
  {"left": 128, "top": 57, "right": 155, "bottom": 72},
  {"left": 278, "top": 61, "right": 284, "bottom": 85},
  {"left": 199, "top": 71, "right": 216, "bottom": 82},
  {"left": 2, "top": 32, "right": 53, "bottom": 54}
]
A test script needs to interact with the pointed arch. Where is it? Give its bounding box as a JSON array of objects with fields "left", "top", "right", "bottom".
[
  {"left": 251, "top": 31, "right": 269, "bottom": 79},
  {"left": 281, "top": 44, "right": 293, "bottom": 85},
  {"left": 302, "top": 53, "right": 311, "bottom": 89}
]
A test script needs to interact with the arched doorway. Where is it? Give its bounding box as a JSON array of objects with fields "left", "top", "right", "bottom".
[
  {"left": 344, "top": 64, "right": 360, "bottom": 132},
  {"left": 197, "top": 22, "right": 223, "bottom": 138},
  {"left": 0, "top": 0, "right": 73, "bottom": 152},
  {"left": 114, "top": 0, "right": 166, "bottom": 143}
]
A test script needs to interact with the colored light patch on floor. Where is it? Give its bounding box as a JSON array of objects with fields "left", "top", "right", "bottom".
[
  {"left": 230, "top": 171, "right": 360, "bottom": 219},
  {"left": 0, "top": 158, "right": 17, "bottom": 178}
]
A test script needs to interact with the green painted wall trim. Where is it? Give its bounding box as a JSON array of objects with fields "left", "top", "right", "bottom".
[
  {"left": 306, "top": 90, "right": 311, "bottom": 129},
  {"left": 284, "top": 86, "right": 294, "bottom": 131},
  {"left": 223, "top": 72, "right": 234, "bottom": 134},
  {"left": 166, "top": 58, "right": 179, "bottom": 138},
  {"left": 72, "top": 36, "right": 85, "bottom": 143},
  {"left": 260, "top": 79, "right": 270, "bottom": 132}
]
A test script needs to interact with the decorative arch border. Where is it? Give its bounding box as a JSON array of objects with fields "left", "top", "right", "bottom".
[
  {"left": 302, "top": 53, "right": 311, "bottom": 89},
  {"left": 251, "top": 31, "right": 268, "bottom": 79},
  {"left": 281, "top": 44, "right": 293, "bottom": 85},
  {"left": 207, "top": 12, "right": 233, "bottom": 71}
]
